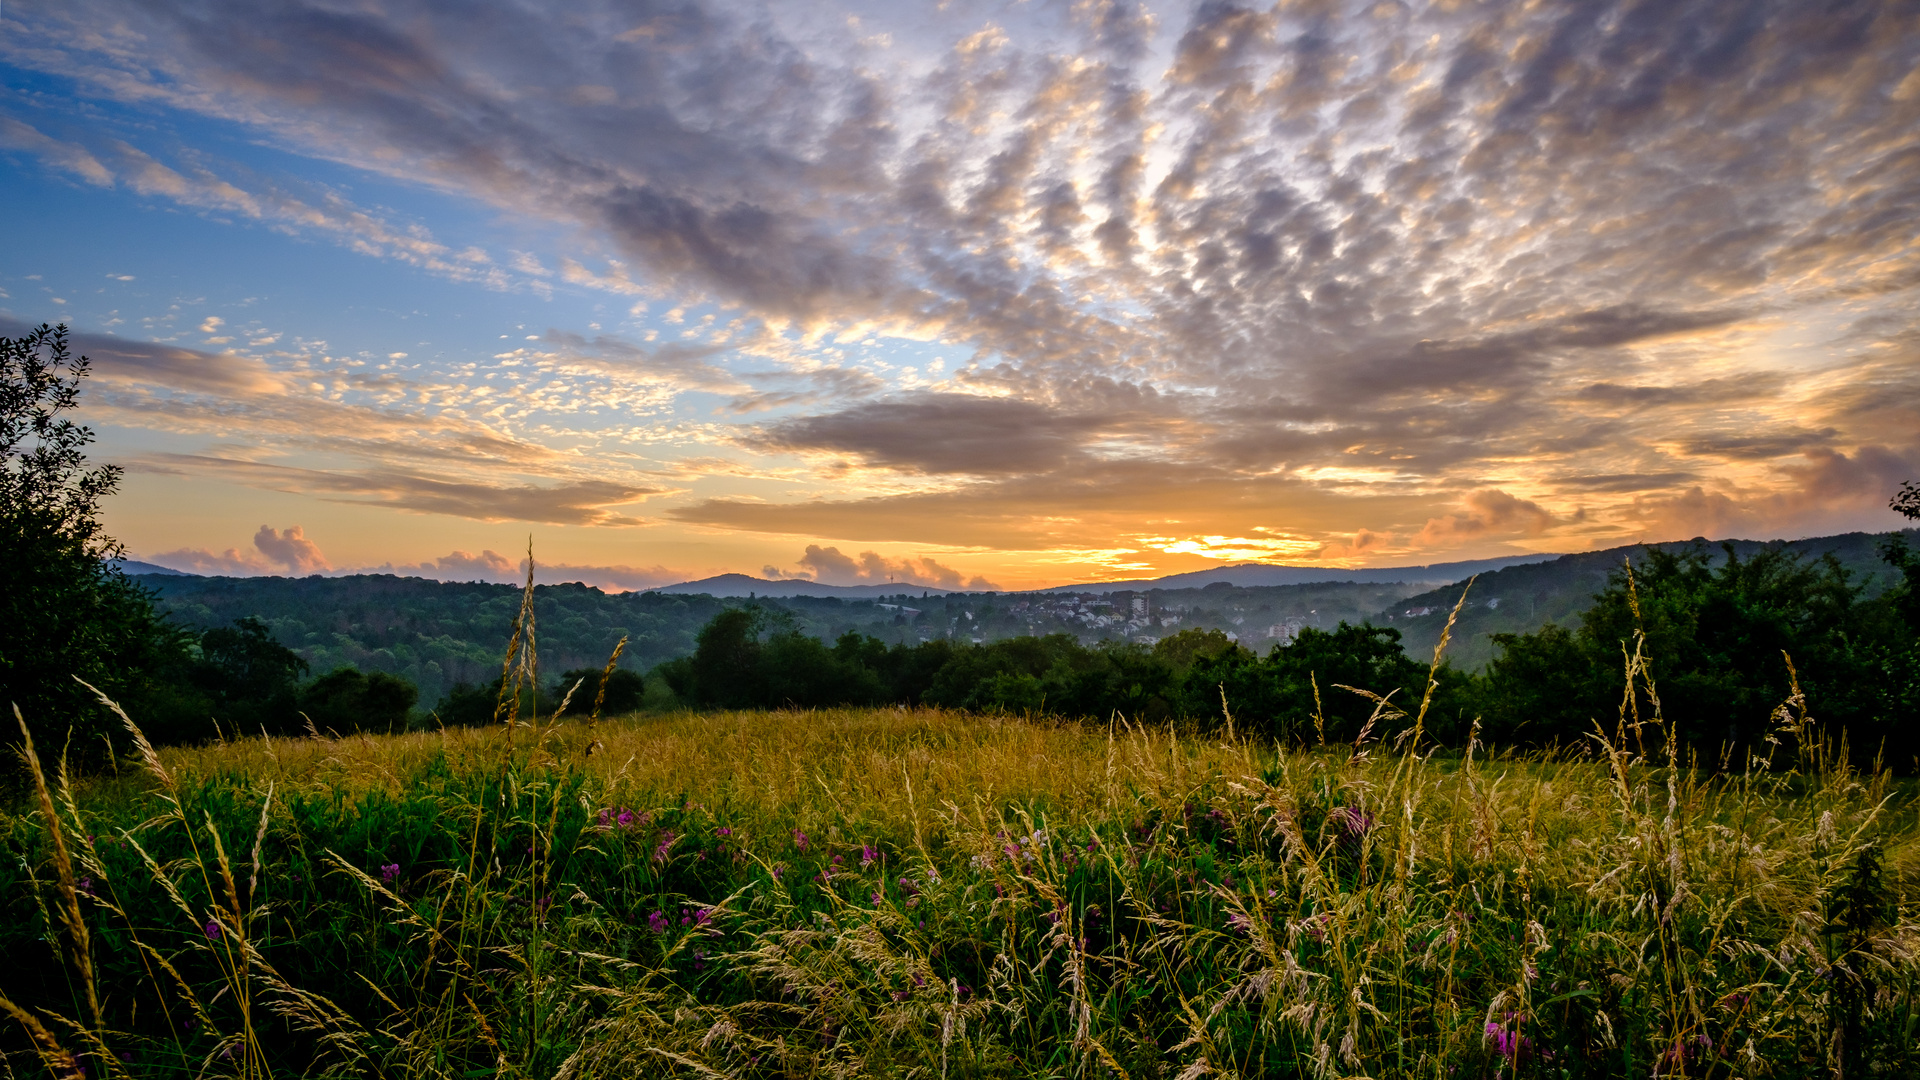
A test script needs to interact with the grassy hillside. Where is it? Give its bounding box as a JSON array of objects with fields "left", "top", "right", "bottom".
[
  {"left": 5, "top": 701, "right": 1918, "bottom": 1076},
  {"left": 1379, "top": 529, "right": 1920, "bottom": 670}
]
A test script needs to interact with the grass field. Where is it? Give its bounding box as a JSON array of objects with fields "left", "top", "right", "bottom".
[{"left": 5, "top": 689, "right": 1920, "bottom": 1078}]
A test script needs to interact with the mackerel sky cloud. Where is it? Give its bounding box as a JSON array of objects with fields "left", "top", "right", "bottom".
[{"left": 2, "top": 0, "right": 1916, "bottom": 588}]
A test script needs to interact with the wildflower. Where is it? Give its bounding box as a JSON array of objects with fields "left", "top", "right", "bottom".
[
  {"left": 792, "top": 829, "right": 809, "bottom": 851},
  {"left": 693, "top": 907, "right": 713, "bottom": 927},
  {"left": 379, "top": 863, "right": 400, "bottom": 883},
  {"left": 1226, "top": 911, "right": 1251, "bottom": 935},
  {"left": 597, "top": 808, "right": 611, "bottom": 827},
  {"left": 204, "top": 920, "right": 222, "bottom": 940},
  {"left": 647, "top": 910, "right": 669, "bottom": 934},
  {"left": 860, "top": 844, "right": 879, "bottom": 867},
  {"left": 906, "top": 896, "right": 919, "bottom": 907},
  {"left": 1334, "top": 805, "right": 1375, "bottom": 838},
  {"left": 653, "top": 831, "right": 676, "bottom": 864},
  {"left": 616, "top": 808, "right": 636, "bottom": 829},
  {"left": 716, "top": 826, "right": 731, "bottom": 836},
  {"left": 75, "top": 876, "right": 94, "bottom": 897},
  {"left": 871, "top": 891, "right": 885, "bottom": 906}
]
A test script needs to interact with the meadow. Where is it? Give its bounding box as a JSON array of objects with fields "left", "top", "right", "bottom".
[{"left": 5, "top": 661, "right": 1919, "bottom": 1079}]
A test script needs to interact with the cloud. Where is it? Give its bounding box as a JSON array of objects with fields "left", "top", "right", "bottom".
[
  {"left": 372, "top": 550, "right": 679, "bottom": 592},
  {"left": 1317, "top": 528, "right": 1392, "bottom": 561},
  {"left": 252, "top": 524, "right": 331, "bottom": 573},
  {"left": 754, "top": 393, "right": 1109, "bottom": 476},
  {"left": 143, "top": 545, "right": 274, "bottom": 576},
  {"left": 0, "top": 116, "right": 113, "bottom": 186},
  {"left": 1415, "top": 490, "right": 1565, "bottom": 548},
  {"left": 142, "top": 537, "right": 679, "bottom": 591},
  {"left": 1623, "top": 444, "right": 1920, "bottom": 541},
  {"left": 773, "top": 544, "right": 998, "bottom": 590},
  {"left": 8, "top": 0, "right": 1920, "bottom": 570}
]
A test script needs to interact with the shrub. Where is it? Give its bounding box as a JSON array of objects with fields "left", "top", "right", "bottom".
[
  {"left": 298, "top": 667, "right": 418, "bottom": 734},
  {"left": 552, "top": 666, "right": 648, "bottom": 716}
]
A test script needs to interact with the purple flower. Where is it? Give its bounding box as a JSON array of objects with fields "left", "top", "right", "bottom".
[
  {"left": 616, "top": 808, "right": 636, "bottom": 829},
  {"left": 597, "top": 808, "right": 611, "bottom": 827},
  {"left": 1334, "top": 805, "right": 1376, "bottom": 838},
  {"left": 693, "top": 907, "right": 713, "bottom": 927},
  {"left": 716, "top": 827, "right": 732, "bottom": 836},
  {"left": 792, "top": 830, "right": 809, "bottom": 852},
  {"left": 871, "top": 891, "right": 885, "bottom": 906},
  {"left": 647, "top": 910, "right": 669, "bottom": 934},
  {"left": 379, "top": 863, "right": 401, "bottom": 883},
  {"left": 204, "top": 920, "right": 222, "bottom": 940},
  {"left": 860, "top": 844, "right": 879, "bottom": 867},
  {"left": 653, "top": 831, "right": 676, "bottom": 864}
]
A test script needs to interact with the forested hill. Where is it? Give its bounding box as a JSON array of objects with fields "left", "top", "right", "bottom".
[
  {"left": 133, "top": 529, "right": 1920, "bottom": 705},
  {"left": 137, "top": 575, "right": 730, "bottom": 707},
  {"left": 133, "top": 573, "right": 1419, "bottom": 706},
  {"left": 1377, "top": 530, "right": 1920, "bottom": 670}
]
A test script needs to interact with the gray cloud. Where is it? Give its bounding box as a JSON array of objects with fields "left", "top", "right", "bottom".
[
  {"left": 775, "top": 544, "right": 998, "bottom": 590},
  {"left": 135, "top": 454, "right": 659, "bottom": 526},
  {"left": 11, "top": 0, "right": 1920, "bottom": 556},
  {"left": 754, "top": 393, "right": 1108, "bottom": 475}
]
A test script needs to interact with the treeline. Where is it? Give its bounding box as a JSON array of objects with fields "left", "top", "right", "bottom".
[
  {"left": 37, "top": 538, "right": 1920, "bottom": 771},
  {"left": 140, "top": 575, "right": 733, "bottom": 706},
  {"left": 660, "top": 540, "right": 1920, "bottom": 767}
]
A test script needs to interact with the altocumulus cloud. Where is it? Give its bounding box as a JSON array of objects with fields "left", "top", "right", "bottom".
[{"left": 8, "top": 0, "right": 1920, "bottom": 566}]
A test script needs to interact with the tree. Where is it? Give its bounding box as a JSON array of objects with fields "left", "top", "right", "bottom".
[
  {"left": 298, "top": 667, "right": 418, "bottom": 734},
  {"left": 1484, "top": 542, "right": 1902, "bottom": 762},
  {"left": 195, "top": 617, "right": 309, "bottom": 736},
  {"left": 1, "top": 324, "right": 180, "bottom": 765},
  {"left": 1893, "top": 480, "right": 1920, "bottom": 522}
]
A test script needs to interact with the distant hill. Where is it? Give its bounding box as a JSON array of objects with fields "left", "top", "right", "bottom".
[
  {"left": 1375, "top": 530, "right": 1919, "bottom": 670},
  {"left": 1039, "top": 553, "right": 1560, "bottom": 593},
  {"left": 123, "top": 529, "right": 1917, "bottom": 699},
  {"left": 113, "top": 559, "right": 190, "bottom": 576},
  {"left": 656, "top": 574, "right": 961, "bottom": 599},
  {"left": 649, "top": 553, "right": 1559, "bottom": 598}
]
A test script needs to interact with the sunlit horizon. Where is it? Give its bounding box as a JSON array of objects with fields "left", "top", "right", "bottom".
[{"left": 4, "top": 0, "right": 1915, "bottom": 593}]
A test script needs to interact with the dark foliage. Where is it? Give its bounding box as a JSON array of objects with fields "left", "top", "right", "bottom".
[
  {"left": 1482, "top": 541, "right": 1920, "bottom": 766},
  {"left": 662, "top": 605, "right": 1462, "bottom": 746},
  {"left": 0, "top": 325, "right": 195, "bottom": 766},
  {"left": 552, "top": 666, "right": 647, "bottom": 717},
  {"left": 298, "top": 668, "right": 418, "bottom": 735}
]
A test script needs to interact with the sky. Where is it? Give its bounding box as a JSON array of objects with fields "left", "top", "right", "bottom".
[{"left": 2, "top": 0, "right": 1916, "bottom": 592}]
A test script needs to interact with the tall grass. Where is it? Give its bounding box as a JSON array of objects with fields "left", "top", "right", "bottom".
[{"left": 4, "top": 577, "right": 1918, "bottom": 1077}]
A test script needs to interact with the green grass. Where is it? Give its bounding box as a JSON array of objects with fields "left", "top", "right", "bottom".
[{"left": 6, "top": 690, "right": 1920, "bottom": 1078}]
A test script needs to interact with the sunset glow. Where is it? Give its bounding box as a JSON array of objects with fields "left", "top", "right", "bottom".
[{"left": 3, "top": 0, "right": 1915, "bottom": 590}]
